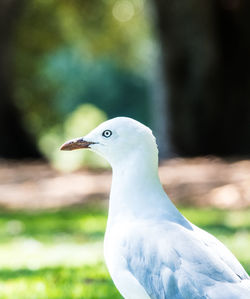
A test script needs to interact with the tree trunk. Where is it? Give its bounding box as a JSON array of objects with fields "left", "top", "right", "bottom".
[
  {"left": 0, "top": 0, "right": 40, "bottom": 158},
  {"left": 153, "top": 0, "right": 250, "bottom": 156}
]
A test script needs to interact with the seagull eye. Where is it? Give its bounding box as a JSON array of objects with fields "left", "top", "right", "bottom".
[{"left": 102, "top": 130, "right": 112, "bottom": 138}]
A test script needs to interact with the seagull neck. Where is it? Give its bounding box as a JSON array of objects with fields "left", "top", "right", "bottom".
[
  {"left": 111, "top": 149, "right": 159, "bottom": 189},
  {"left": 108, "top": 151, "right": 180, "bottom": 222}
]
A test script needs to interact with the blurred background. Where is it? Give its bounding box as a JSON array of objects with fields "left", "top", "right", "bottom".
[{"left": 0, "top": 0, "right": 250, "bottom": 298}]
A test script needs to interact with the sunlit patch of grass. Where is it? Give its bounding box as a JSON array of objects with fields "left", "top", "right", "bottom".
[{"left": 0, "top": 240, "right": 103, "bottom": 269}]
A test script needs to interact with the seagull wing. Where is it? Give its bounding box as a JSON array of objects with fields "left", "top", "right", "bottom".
[
  {"left": 122, "top": 219, "right": 250, "bottom": 299},
  {"left": 191, "top": 222, "right": 249, "bottom": 280}
]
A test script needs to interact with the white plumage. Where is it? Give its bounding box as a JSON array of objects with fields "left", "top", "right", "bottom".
[{"left": 61, "top": 117, "right": 250, "bottom": 299}]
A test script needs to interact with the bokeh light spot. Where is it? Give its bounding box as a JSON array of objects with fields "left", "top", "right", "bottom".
[{"left": 112, "top": 0, "right": 135, "bottom": 22}]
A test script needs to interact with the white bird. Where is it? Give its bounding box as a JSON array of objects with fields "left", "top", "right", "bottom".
[{"left": 61, "top": 117, "right": 250, "bottom": 299}]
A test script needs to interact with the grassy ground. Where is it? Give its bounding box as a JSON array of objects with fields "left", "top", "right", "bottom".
[{"left": 0, "top": 203, "right": 249, "bottom": 299}]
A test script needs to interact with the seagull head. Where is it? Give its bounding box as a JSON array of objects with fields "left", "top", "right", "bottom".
[{"left": 60, "top": 117, "right": 158, "bottom": 168}]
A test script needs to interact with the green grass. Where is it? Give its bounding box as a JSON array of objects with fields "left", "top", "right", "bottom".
[{"left": 0, "top": 203, "right": 249, "bottom": 298}]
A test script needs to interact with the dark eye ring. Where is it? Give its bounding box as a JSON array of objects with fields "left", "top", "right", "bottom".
[{"left": 102, "top": 130, "right": 112, "bottom": 138}]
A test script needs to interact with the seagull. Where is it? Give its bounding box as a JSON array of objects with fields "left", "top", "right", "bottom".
[{"left": 61, "top": 117, "right": 250, "bottom": 299}]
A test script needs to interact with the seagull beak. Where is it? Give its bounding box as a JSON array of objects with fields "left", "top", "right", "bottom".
[{"left": 60, "top": 137, "right": 96, "bottom": 151}]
